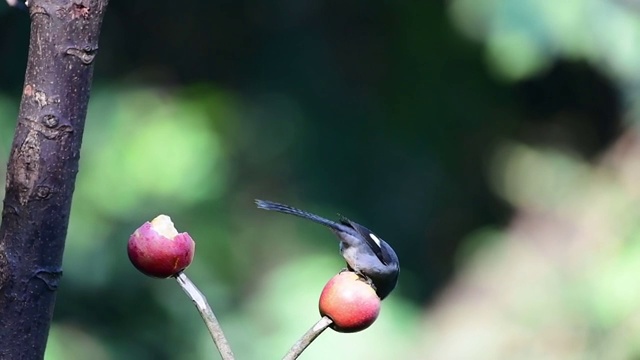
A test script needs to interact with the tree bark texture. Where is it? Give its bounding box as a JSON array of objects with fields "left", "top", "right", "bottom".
[{"left": 0, "top": 0, "right": 108, "bottom": 358}]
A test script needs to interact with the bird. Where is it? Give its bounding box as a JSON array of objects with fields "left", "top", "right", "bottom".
[
  {"left": 6, "top": 0, "right": 28, "bottom": 11},
  {"left": 255, "top": 199, "right": 399, "bottom": 300}
]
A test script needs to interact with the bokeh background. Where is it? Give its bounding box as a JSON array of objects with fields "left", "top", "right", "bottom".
[{"left": 2, "top": 0, "right": 640, "bottom": 359}]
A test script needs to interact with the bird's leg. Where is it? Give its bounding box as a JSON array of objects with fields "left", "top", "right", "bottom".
[
  {"left": 355, "top": 272, "right": 376, "bottom": 289},
  {"left": 340, "top": 264, "right": 377, "bottom": 290}
]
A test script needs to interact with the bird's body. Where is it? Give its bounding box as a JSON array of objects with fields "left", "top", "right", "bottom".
[{"left": 255, "top": 199, "right": 399, "bottom": 299}]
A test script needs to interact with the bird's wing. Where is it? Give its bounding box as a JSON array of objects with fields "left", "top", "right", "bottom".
[{"left": 339, "top": 217, "right": 393, "bottom": 265}]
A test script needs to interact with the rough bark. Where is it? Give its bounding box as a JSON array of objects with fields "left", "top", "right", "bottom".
[{"left": 0, "top": 0, "right": 108, "bottom": 358}]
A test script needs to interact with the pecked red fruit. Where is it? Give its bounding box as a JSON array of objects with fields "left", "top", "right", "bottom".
[
  {"left": 127, "top": 215, "right": 195, "bottom": 278},
  {"left": 319, "top": 271, "right": 381, "bottom": 333}
]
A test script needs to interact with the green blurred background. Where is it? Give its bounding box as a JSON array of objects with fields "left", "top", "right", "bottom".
[{"left": 2, "top": 0, "right": 640, "bottom": 359}]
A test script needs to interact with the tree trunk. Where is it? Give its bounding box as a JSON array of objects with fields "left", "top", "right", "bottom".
[{"left": 0, "top": 0, "right": 108, "bottom": 358}]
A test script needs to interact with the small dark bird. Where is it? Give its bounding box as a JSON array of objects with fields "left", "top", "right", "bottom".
[
  {"left": 6, "top": 0, "right": 28, "bottom": 10},
  {"left": 255, "top": 199, "right": 399, "bottom": 299}
]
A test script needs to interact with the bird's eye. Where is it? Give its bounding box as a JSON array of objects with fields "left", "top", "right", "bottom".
[{"left": 369, "top": 233, "right": 382, "bottom": 248}]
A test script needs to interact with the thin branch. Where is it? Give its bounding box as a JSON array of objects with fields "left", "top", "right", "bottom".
[
  {"left": 283, "top": 316, "right": 333, "bottom": 360},
  {"left": 175, "top": 272, "right": 235, "bottom": 360}
]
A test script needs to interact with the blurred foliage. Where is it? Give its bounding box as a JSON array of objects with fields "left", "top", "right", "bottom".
[
  {"left": 451, "top": 0, "right": 640, "bottom": 82},
  {"left": 0, "top": 0, "right": 639, "bottom": 359},
  {"left": 419, "top": 135, "right": 640, "bottom": 359}
]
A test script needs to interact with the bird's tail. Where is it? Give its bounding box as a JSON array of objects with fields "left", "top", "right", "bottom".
[{"left": 255, "top": 199, "right": 343, "bottom": 231}]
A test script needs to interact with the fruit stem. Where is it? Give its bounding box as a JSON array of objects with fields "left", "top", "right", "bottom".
[
  {"left": 175, "top": 272, "right": 235, "bottom": 360},
  {"left": 282, "top": 316, "right": 333, "bottom": 360}
]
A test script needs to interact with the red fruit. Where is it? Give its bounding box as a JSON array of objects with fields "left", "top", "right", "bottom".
[
  {"left": 127, "top": 215, "right": 195, "bottom": 278},
  {"left": 319, "top": 271, "right": 381, "bottom": 333}
]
